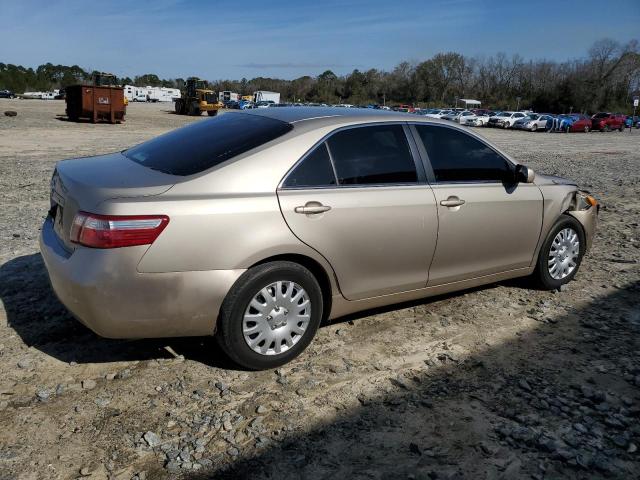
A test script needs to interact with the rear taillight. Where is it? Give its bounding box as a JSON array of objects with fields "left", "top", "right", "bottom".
[{"left": 70, "top": 212, "right": 169, "bottom": 248}]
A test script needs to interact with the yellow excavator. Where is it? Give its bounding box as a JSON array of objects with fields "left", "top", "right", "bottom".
[{"left": 174, "top": 77, "right": 222, "bottom": 116}]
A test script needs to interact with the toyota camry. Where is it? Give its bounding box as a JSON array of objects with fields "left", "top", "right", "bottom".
[{"left": 40, "top": 108, "right": 598, "bottom": 370}]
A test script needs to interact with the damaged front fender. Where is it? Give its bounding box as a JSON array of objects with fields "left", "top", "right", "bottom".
[{"left": 566, "top": 190, "right": 599, "bottom": 253}]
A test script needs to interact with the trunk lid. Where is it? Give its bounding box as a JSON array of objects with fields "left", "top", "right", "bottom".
[{"left": 50, "top": 152, "right": 176, "bottom": 251}]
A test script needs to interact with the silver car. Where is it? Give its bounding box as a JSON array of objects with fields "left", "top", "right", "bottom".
[
  {"left": 40, "top": 108, "right": 598, "bottom": 369},
  {"left": 512, "top": 114, "right": 553, "bottom": 131}
]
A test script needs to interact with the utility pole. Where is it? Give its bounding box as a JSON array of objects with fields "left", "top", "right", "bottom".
[{"left": 516, "top": 96, "right": 521, "bottom": 111}]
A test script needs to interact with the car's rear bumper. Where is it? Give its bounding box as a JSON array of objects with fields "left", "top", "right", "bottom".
[{"left": 39, "top": 217, "right": 245, "bottom": 339}]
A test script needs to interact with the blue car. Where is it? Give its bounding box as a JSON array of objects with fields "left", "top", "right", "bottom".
[
  {"left": 625, "top": 115, "right": 640, "bottom": 128},
  {"left": 559, "top": 115, "right": 575, "bottom": 131},
  {"left": 548, "top": 114, "right": 578, "bottom": 132}
]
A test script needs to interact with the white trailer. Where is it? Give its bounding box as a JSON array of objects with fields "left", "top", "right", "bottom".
[
  {"left": 41, "top": 90, "right": 58, "bottom": 100},
  {"left": 124, "top": 85, "right": 179, "bottom": 102},
  {"left": 219, "top": 91, "right": 240, "bottom": 102},
  {"left": 145, "top": 86, "right": 181, "bottom": 102},
  {"left": 253, "top": 91, "right": 280, "bottom": 104},
  {"left": 123, "top": 85, "right": 147, "bottom": 102},
  {"left": 123, "top": 85, "right": 136, "bottom": 101},
  {"left": 161, "top": 88, "right": 181, "bottom": 101}
]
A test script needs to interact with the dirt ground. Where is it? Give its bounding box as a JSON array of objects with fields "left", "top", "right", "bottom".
[{"left": 0, "top": 99, "right": 639, "bottom": 480}]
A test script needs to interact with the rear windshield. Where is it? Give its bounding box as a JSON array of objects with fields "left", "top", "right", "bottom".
[{"left": 124, "top": 113, "right": 293, "bottom": 176}]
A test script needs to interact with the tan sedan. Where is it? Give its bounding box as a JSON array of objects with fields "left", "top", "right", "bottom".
[{"left": 40, "top": 108, "right": 598, "bottom": 369}]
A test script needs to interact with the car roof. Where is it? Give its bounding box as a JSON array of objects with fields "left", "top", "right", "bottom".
[
  {"left": 240, "top": 106, "right": 432, "bottom": 126},
  {"left": 223, "top": 107, "right": 516, "bottom": 163}
]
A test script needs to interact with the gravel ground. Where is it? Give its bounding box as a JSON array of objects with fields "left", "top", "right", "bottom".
[{"left": 0, "top": 99, "right": 639, "bottom": 480}]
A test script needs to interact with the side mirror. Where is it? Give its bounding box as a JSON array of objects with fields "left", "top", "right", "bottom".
[{"left": 515, "top": 164, "right": 535, "bottom": 183}]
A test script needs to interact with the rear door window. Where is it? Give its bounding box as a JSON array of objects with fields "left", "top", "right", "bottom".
[
  {"left": 415, "top": 125, "right": 512, "bottom": 183},
  {"left": 326, "top": 125, "right": 418, "bottom": 185},
  {"left": 124, "top": 113, "right": 292, "bottom": 176},
  {"left": 283, "top": 143, "right": 337, "bottom": 188}
]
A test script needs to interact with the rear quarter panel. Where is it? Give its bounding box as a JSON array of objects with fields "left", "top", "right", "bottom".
[
  {"left": 101, "top": 129, "right": 345, "bottom": 295},
  {"left": 134, "top": 192, "right": 335, "bottom": 276}
]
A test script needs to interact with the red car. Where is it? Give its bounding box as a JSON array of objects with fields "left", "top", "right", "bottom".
[
  {"left": 591, "top": 112, "right": 626, "bottom": 132},
  {"left": 566, "top": 114, "right": 593, "bottom": 133},
  {"left": 397, "top": 104, "right": 416, "bottom": 113}
]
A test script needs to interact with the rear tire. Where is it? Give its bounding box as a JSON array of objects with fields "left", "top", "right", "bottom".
[
  {"left": 531, "top": 124, "right": 538, "bottom": 132},
  {"left": 188, "top": 101, "right": 201, "bottom": 116},
  {"left": 215, "top": 261, "right": 323, "bottom": 370},
  {"left": 207, "top": 110, "right": 217, "bottom": 116},
  {"left": 532, "top": 215, "right": 585, "bottom": 290}
]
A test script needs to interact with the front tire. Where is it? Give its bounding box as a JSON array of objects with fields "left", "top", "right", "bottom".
[
  {"left": 188, "top": 101, "right": 201, "bottom": 116},
  {"left": 216, "top": 261, "right": 323, "bottom": 370},
  {"left": 532, "top": 215, "right": 585, "bottom": 290}
]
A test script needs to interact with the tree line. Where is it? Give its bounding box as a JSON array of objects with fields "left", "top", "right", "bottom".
[{"left": 2, "top": 38, "right": 638, "bottom": 113}]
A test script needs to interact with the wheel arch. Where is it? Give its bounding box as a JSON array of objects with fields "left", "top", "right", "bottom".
[{"left": 249, "top": 253, "right": 336, "bottom": 323}]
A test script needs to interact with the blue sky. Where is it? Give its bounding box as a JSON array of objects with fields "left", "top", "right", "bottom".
[{"left": 0, "top": 0, "right": 638, "bottom": 80}]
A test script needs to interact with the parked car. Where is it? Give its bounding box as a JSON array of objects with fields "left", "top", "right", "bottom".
[
  {"left": 591, "top": 112, "right": 626, "bottom": 132},
  {"left": 0, "top": 89, "right": 16, "bottom": 98},
  {"left": 40, "top": 108, "right": 598, "bottom": 370},
  {"left": 460, "top": 112, "right": 491, "bottom": 126},
  {"left": 452, "top": 110, "right": 476, "bottom": 123},
  {"left": 487, "top": 111, "right": 527, "bottom": 128},
  {"left": 395, "top": 104, "right": 415, "bottom": 113},
  {"left": 223, "top": 100, "right": 241, "bottom": 109},
  {"left": 562, "top": 114, "right": 593, "bottom": 133},
  {"left": 512, "top": 114, "right": 553, "bottom": 132},
  {"left": 440, "top": 111, "right": 460, "bottom": 121},
  {"left": 424, "top": 109, "right": 452, "bottom": 119},
  {"left": 625, "top": 115, "right": 640, "bottom": 129},
  {"left": 255, "top": 101, "right": 276, "bottom": 108}
]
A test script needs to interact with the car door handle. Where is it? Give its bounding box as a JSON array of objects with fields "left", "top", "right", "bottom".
[
  {"left": 294, "top": 203, "right": 331, "bottom": 214},
  {"left": 440, "top": 197, "right": 466, "bottom": 207}
]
